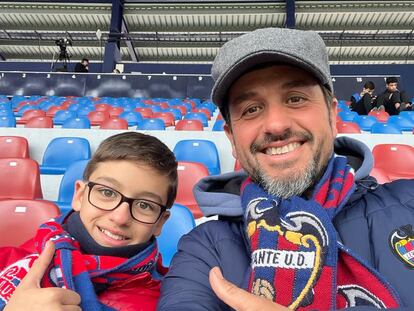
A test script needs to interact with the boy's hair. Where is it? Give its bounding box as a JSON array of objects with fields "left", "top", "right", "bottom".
[
  {"left": 386, "top": 77, "right": 398, "bottom": 84},
  {"left": 82, "top": 58, "right": 89, "bottom": 63},
  {"left": 363, "top": 81, "right": 375, "bottom": 90},
  {"left": 83, "top": 132, "right": 178, "bottom": 208}
]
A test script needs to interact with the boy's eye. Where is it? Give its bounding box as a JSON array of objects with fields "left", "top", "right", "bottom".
[
  {"left": 98, "top": 188, "right": 118, "bottom": 199},
  {"left": 134, "top": 200, "right": 155, "bottom": 211}
]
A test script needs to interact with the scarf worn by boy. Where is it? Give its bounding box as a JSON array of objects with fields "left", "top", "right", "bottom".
[
  {"left": 242, "top": 155, "right": 401, "bottom": 310},
  {"left": 0, "top": 217, "right": 164, "bottom": 311}
]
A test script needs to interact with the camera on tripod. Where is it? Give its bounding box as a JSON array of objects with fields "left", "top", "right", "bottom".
[{"left": 55, "top": 38, "right": 72, "bottom": 61}]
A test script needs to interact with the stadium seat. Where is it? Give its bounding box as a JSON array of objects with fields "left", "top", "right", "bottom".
[
  {"left": 387, "top": 116, "right": 414, "bottom": 131},
  {"left": 368, "top": 110, "right": 390, "bottom": 122},
  {"left": 0, "top": 158, "right": 42, "bottom": 199},
  {"left": 353, "top": 115, "right": 378, "bottom": 131},
  {"left": 0, "top": 115, "right": 16, "bottom": 127},
  {"left": 400, "top": 111, "right": 414, "bottom": 122},
  {"left": 152, "top": 112, "right": 175, "bottom": 127},
  {"left": 175, "top": 161, "right": 209, "bottom": 218},
  {"left": 370, "top": 144, "right": 414, "bottom": 183},
  {"left": 46, "top": 105, "right": 65, "bottom": 117},
  {"left": 88, "top": 110, "right": 110, "bottom": 126},
  {"left": 336, "top": 121, "right": 361, "bottom": 134},
  {"left": 163, "top": 108, "right": 182, "bottom": 120},
  {"left": 53, "top": 110, "right": 77, "bottom": 125},
  {"left": 62, "top": 117, "right": 91, "bottom": 129},
  {"left": 108, "top": 106, "right": 124, "bottom": 117},
  {"left": 157, "top": 203, "right": 196, "bottom": 266},
  {"left": 184, "top": 112, "right": 208, "bottom": 127},
  {"left": 95, "top": 103, "right": 112, "bottom": 112},
  {"left": 370, "top": 122, "right": 402, "bottom": 134},
  {"left": 119, "top": 111, "right": 143, "bottom": 126},
  {"left": 191, "top": 108, "right": 211, "bottom": 120},
  {"left": 17, "top": 109, "right": 46, "bottom": 124},
  {"left": 338, "top": 111, "right": 358, "bottom": 122},
  {"left": 0, "top": 136, "right": 30, "bottom": 158},
  {"left": 25, "top": 116, "right": 53, "bottom": 128},
  {"left": 0, "top": 199, "right": 60, "bottom": 247},
  {"left": 134, "top": 107, "right": 154, "bottom": 118},
  {"left": 55, "top": 159, "right": 89, "bottom": 215},
  {"left": 100, "top": 117, "right": 129, "bottom": 130},
  {"left": 173, "top": 139, "right": 220, "bottom": 175},
  {"left": 212, "top": 119, "right": 225, "bottom": 131},
  {"left": 137, "top": 118, "right": 165, "bottom": 130},
  {"left": 175, "top": 119, "right": 203, "bottom": 131},
  {"left": 40, "top": 137, "right": 91, "bottom": 174}
]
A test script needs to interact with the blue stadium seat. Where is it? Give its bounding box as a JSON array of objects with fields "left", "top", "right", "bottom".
[
  {"left": 212, "top": 119, "right": 225, "bottom": 131},
  {"left": 0, "top": 116, "right": 16, "bottom": 128},
  {"left": 55, "top": 159, "right": 89, "bottom": 215},
  {"left": 0, "top": 102, "right": 12, "bottom": 110},
  {"left": 137, "top": 118, "right": 165, "bottom": 130},
  {"left": 370, "top": 123, "right": 402, "bottom": 134},
  {"left": 62, "top": 117, "right": 91, "bottom": 129},
  {"left": 338, "top": 111, "right": 358, "bottom": 122},
  {"left": 351, "top": 92, "right": 361, "bottom": 102},
  {"left": 173, "top": 139, "right": 220, "bottom": 175},
  {"left": 353, "top": 115, "right": 378, "bottom": 131},
  {"left": 399, "top": 111, "right": 414, "bottom": 122},
  {"left": 184, "top": 112, "right": 208, "bottom": 127},
  {"left": 40, "top": 137, "right": 91, "bottom": 174},
  {"left": 53, "top": 110, "right": 77, "bottom": 125},
  {"left": 77, "top": 105, "right": 96, "bottom": 117},
  {"left": 163, "top": 108, "right": 182, "bottom": 120},
  {"left": 387, "top": 116, "right": 414, "bottom": 131},
  {"left": 0, "top": 109, "right": 14, "bottom": 117},
  {"left": 157, "top": 203, "right": 196, "bottom": 266},
  {"left": 15, "top": 105, "right": 39, "bottom": 117},
  {"left": 119, "top": 111, "right": 143, "bottom": 126}
]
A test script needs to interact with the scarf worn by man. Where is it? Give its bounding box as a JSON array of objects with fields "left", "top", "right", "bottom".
[
  {"left": 0, "top": 217, "right": 163, "bottom": 311},
  {"left": 242, "top": 156, "right": 400, "bottom": 310}
]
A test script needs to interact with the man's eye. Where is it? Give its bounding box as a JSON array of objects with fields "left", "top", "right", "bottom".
[
  {"left": 288, "top": 96, "right": 305, "bottom": 104},
  {"left": 241, "top": 105, "right": 261, "bottom": 117}
]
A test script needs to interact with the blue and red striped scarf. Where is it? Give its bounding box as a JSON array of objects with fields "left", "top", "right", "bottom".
[
  {"left": 0, "top": 218, "right": 164, "bottom": 311},
  {"left": 241, "top": 155, "right": 401, "bottom": 310}
]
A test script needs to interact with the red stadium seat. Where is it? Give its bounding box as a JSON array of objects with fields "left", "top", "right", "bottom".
[
  {"left": 175, "top": 161, "right": 209, "bottom": 218},
  {"left": 175, "top": 119, "right": 204, "bottom": 131},
  {"left": 95, "top": 103, "right": 112, "bottom": 112},
  {"left": 153, "top": 112, "right": 175, "bottom": 127},
  {"left": 0, "top": 199, "right": 60, "bottom": 247},
  {"left": 336, "top": 121, "right": 361, "bottom": 134},
  {"left": 108, "top": 107, "right": 124, "bottom": 117},
  {"left": 368, "top": 110, "right": 390, "bottom": 122},
  {"left": 192, "top": 108, "right": 211, "bottom": 120},
  {"left": 134, "top": 107, "right": 153, "bottom": 118},
  {"left": 88, "top": 110, "right": 110, "bottom": 126},
  {"left": 370, "top": 144, "right": 414, "bottom": 183},
  {"left": 17, "top": 109, "right": 46, "bottom": 125},
  {"left": 25, "top": 116, "right": 53, "bottom": 128},
  {"left": 171, "top": 105, "right": 187, "bottom": 115},
  {"left": 0, "top": 136, "right": 30, "bottom": 158},
  {"left": 0, "top": 158, "right": 42, "bottom": 199},
  {"left": 100, "top": 117, "right": 129, "bottom": 130},
  {"left": 46, "top": 105, "right": 65, "bottom": 117}
]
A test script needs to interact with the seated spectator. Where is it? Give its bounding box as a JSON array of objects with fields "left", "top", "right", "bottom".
[
  {"left": 375, "top": 77, "right": 411, "bottom": 115},
  {"left": 74, "top": 58, "right": 89, "bottom": 73},
  {"left": 350, "top": 81, "right": 376, "bottom": 115},
  {"left": 0, "top": 132, "right": 178, "bottom": 311}
]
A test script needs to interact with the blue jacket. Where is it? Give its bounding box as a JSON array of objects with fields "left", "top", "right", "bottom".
[{"left": 158, "top": 137, "right": 414, "bottom": 310}]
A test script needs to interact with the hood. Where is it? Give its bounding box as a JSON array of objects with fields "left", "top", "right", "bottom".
[{"left": 194, "top": 136, "right": 376, "bottom": 217}]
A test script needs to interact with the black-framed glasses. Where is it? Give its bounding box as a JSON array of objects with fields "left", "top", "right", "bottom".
[{"left": 86, "top": 181, "right": 167, "bottom": 224}]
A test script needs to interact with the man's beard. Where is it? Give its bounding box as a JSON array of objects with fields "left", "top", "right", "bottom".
[{"left": 249, "top": 130, "right": 327, "bottom": 199}]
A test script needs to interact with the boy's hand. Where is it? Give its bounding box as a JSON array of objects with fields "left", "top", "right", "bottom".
[
  {"left": 4, "top": 241, "right": 81, "bottom": 311},
  {"left": 209, "top": 267, "right": 290, "bottom": 311}
]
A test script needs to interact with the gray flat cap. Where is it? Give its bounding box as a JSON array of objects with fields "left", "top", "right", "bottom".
[{"left": 211, "top": 27, "right": 332, "bottom": 109}]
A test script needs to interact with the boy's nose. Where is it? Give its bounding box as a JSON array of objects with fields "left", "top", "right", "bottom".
[{"left": 109, "top": 202, "right": 131, "bottom": 225}]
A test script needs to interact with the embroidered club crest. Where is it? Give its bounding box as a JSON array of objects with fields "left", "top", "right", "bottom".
[{"left": 389, "top": 224, "right": 414, "bottom": 268}]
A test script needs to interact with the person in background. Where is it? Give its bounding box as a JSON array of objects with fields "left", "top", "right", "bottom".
[
  {"left": 158, "top": 27, "right": 413, "bottom": 311},
  {"left": 0, "top": 132, "right": 177, "bottom": 311},
  {"left": 375, "top": 77, "right": 411, "bottom": 115},
  {"left": 74, "top": 58, "right": 89, "bottom": 73},
  {"left": 349, "top": 81, "right": 376, "bottom": 115}
]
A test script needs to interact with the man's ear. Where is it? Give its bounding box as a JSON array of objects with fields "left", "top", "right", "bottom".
[
  {"left": 224, "top": 123, "right": 238, "bottom": 159},
  {"left": 153, "top": 210, "right": 170, "bottom": 237},
  {"left": 71, "top": 180, "right": 86, "bottom": 212}
]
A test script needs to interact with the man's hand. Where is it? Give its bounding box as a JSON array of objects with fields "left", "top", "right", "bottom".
[
  {"left": 4, "top": 241, "right": 81, "bottom": 311},
  {"left": 209, "top": 267, "right": 290, "bottom": 311}
]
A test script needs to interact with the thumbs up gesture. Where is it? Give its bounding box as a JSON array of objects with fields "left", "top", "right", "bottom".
[{"left": 4, "top": 241, "right": 81, "bottom": 311}]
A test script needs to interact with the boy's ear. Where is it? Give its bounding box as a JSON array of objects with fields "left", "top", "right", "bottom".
[
  {"left": 72, "top": 180, "right": 86, "bottom": 212},
  {"left": 153, "top": 210, "right": 170, "bottom": 237}
]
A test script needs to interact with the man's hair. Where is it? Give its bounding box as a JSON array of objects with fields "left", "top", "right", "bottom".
[
  {"left": 83, "top": 132, "right": 178, "bottom": 208},
  {"left": 81, "top": 58, "right": 89, "bottom": 64},
  {"left": 364, "top": 81, "right": 375, "bottom": 90},
  {"left": 386, "top": 77, "right": 398, "bottom": 84}
]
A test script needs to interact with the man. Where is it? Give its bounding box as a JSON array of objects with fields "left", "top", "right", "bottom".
[
  {"left": 375, "top": 77, "right": 411, "bottom": 115},
  {"left": 74, "top": 58, "right": 89, "bottom": 73},
  {"left": 350, "top": 81, "right": 375, "bottom": 115},
  {"left": 158, "top": 28, "right": 414, "bottom": 310}
]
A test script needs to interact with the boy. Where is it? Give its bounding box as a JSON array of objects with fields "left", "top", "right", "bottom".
[
  {"left": 350, "top": 81, "right": 375, "bottom": 115},
  {"left": 0, "top": 132, "right": 177, "bottom": 311}
]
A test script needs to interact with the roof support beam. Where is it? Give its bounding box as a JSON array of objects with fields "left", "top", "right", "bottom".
[
  {"left": 285, "top": 0, "right": 295, "bottom": 29},
  {"left": 121, "top": 18, "right": 138, "bottom": 62},
  {"left": 103, "top": 0, "right": 124, "bottom": 72}
]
